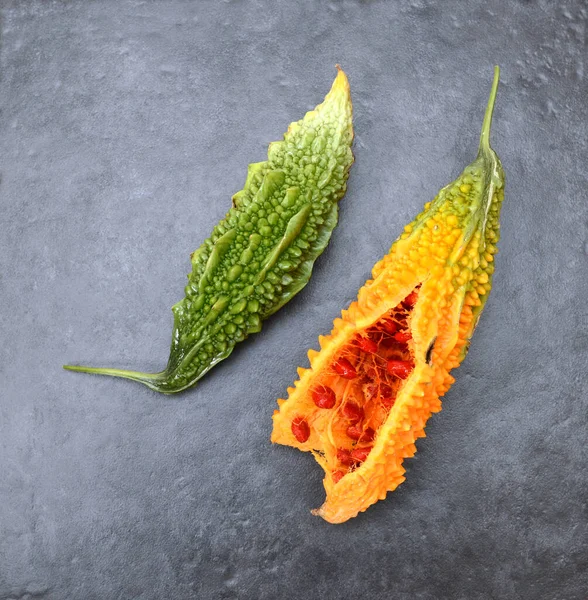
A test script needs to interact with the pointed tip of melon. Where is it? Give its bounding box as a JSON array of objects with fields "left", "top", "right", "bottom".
[{"left": 331, "top": 64, "right": 350, "bottom": 95}]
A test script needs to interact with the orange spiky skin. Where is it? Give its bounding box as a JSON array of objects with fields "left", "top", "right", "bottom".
[{"left": 271, "top": 67, "right": 505, "bottom": 523}]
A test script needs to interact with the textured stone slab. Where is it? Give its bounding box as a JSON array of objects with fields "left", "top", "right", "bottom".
[{"left": 1, "top": 1, "right": 586, "bottom": 598}]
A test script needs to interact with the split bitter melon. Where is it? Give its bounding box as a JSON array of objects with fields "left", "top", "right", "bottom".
[{"left": 272, "top": 67, "right": 505, "bottom": 523}]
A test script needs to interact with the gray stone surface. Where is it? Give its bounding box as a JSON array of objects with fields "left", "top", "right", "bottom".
[{"left": 1, "top": 0, "right": 587, "bottom": 598}]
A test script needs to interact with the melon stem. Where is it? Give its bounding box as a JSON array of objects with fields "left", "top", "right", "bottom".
[
  {"left": 63, "top": 365, "right": 165, "bottom": 388},
  {"left": 479, "top": 65, "right": 500, "bottom": 153}
]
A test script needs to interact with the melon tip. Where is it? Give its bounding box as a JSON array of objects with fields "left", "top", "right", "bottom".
[
  {"left": 329, "top": 65, "right": 350, "bottom": 97},
  {"left": 310, "top": 506, "right": 328, "bottom": 521}
]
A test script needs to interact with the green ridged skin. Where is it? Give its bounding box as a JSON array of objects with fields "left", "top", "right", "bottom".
[{"left": 64, "top": 68, "right": 354, "bottom": 393}]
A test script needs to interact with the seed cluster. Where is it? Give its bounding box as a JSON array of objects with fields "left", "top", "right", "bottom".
[{"left": 290, "top": 288, "right": 419, "bottom": 481}]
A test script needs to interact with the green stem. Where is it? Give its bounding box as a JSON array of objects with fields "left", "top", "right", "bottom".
[
  {"left": 63, "top": 364, "right": 165, "bottom": 388},
  {"left": 479, "top": 65, "right": 500, "bottom": 153}
]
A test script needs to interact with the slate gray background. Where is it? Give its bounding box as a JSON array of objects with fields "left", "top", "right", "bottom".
[{"left": 1, "top": 0, "right": 587, "bottom": 598}]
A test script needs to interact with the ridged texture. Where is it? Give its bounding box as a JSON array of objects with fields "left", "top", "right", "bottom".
[
  {"left": 271, "top": 67, "right": 504, "bottom": 523},
  {"left": 65, "top": 68, "right": 354, "bottom": 393}
]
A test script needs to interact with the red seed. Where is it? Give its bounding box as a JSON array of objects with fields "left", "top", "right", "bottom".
[
  {"left": 332, "top": 470, "right": 345, "bottom": 484},
  {"left": 387, "top": 359, "right": 414, "bottom": 379},
  {"left": 380, "top": 383, "right": 393, "bottom": 398},
  {"left": 333, "top": 357, "right": 357, "bottom": 379},
  {"left": 311, "top": 385, "right": 337, "bottom": 409},
  {"left": 360, "top": 427, "right": 376, "bottom": 443},
  {"left": 291, "top": 417, "right": 310, "bottom": 443},
  {"left": 403, "top": 290, "right": 418, "bottom": 308},
  {"left": 337, "top": 448, "right": 354, "bottom": 466},
  {"left": 351, "top": 446, "right": 373, "bottom": 463},
  {"left": 394, "top": 331, "right": 412, "bottom": 343},
  {"left": 346, "top": 424, "right": 363, "bottom": 440},
  {"left": 356, "top": 336, "right": 379, "bottom": 354},
  {"left": 346, "top": 425, "right": 376, "bottom": 443},
  {"left": 342, "top": 401, "right": 364, "bottom": 423}
]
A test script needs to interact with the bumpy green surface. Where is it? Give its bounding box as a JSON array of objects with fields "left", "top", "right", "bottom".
[{"left": 65, "top": 69, "right": 354, "bottom": 393}]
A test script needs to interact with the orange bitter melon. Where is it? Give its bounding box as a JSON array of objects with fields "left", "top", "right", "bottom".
[{"left": 271, "top": 67, "right": 505, "bottom": 523}]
